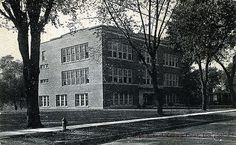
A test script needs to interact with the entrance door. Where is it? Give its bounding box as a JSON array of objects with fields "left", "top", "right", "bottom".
[{"left": 143, "top": 93, "right": 154, "bottom": 106}]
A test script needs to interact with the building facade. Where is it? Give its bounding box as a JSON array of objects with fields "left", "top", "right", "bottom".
[{"left": 39, "top": 25, "right": 183, "bottom": 109}]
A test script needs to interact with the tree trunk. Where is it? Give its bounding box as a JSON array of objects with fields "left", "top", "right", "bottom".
[
  {"left": 151, "top": 58, "right": 163, "bottom": 115},
  {"left": 198, "top": 60, "right": 209, "bottom": 111},
  {"left": 17, "top": 26, "right": 43, "bottom": 128},
  {"left": 26, "top": 27, "right": 43, "bottom": 128},
  {"left": 201, "top": 83, "right": 207, "bottom": 110},
  {"left": 228, "top": 81, "right": 236, "bottom": 107}
]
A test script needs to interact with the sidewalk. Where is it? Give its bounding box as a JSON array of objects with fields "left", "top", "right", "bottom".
[{"left": 1, "top": 109, "right": 236, "bottom": 139}]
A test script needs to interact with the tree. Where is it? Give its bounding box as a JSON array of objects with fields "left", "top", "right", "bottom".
[
  {"left": 181, "top": 63, "right": 201, "bottom": 106},
  {"left": 0, "top": 0, "right": 85, "bottom": 128},
  {"left": 167, "top": 0, "right": 236, "bottom": 110},
  {"left": 215, "top": 58, "right": 236, "bottom": 106},
  {"left": 0, "top": 55, "right": 24, "bottom": 110},
  {"left": 98, "top": 0, "right": 179, "bottom": 115},
  {"left": 208, "top": 67, "right": 222, "bottom": 94}
]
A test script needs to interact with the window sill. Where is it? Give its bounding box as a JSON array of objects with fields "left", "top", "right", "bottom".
[
  {"left": 62, "top": 83, "right": 90, "bottom": 86},
  {"left": 163, "top": 65, "right": 180, "bottom": 69},
  {"left": 62, "top": 58, "right": 90, "bottom": 65},
  {"left": 107, "top": 57, "right": 133, "bottom": 62}
]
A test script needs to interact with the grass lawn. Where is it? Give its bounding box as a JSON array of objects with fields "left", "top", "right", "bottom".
[
  {"left": 0, "top": 109, "right": 206, "bottom": 132},
  {"left": 0, "top": 112, "right": 235, "bottom": 145}
]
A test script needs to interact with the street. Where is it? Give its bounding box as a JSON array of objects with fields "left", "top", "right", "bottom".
[{"left": 104, "top": 112, "right": 236, "bottom": 145}]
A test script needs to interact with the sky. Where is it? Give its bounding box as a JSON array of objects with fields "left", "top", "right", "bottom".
[
  {"left": 0, "top": 0, "right": 174, "bottom": 61},
  {"left": 0, "top": 5, "right": 99, "bottom": 61},
  {"left": 0, "top": 24, "right": 79, "bottom": 60}
]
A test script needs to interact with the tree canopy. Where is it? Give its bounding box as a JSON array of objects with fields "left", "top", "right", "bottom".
[
  {"left": 167, "top": 0, "right": 236, "bottom": 109},
  {"left": 0, "top": 55, "right": 24, "bottom": 110}
]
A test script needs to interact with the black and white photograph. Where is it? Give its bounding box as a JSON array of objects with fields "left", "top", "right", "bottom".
[{"left": 0, "top": 0, "right": 236, "bottom": 144}]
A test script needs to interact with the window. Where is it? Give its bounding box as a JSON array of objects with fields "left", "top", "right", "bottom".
[
  {"left": 164, "top": 73, "right": 179, "bottom": 87},
  {"left": 114, "top": 93, "right": 119, "bottom": 105},
  {"left": 145, "top": 52, "right": 151, "bottom": 64},
  {"left": 75, "top": 45, "right": 80, "bottom": 60},
  {"left": 66, "top": 71, "right": 71, "bottom": 85},
  {"left": 122, "top": 44, "right": 128, "bottom": 59},
  {"left": 66, "top": 48, "right": 71, "bottom": 62},
  {"left": 76, "top": 93, "right": 89, "bottom": 106},
  {"left": 61, "top": 43, "right": 89, "bottom": 63},
  {"left": 80, "top": 44, "right": 85, "bottom": 60},
  {"left": 85, "top": 68, "right": 89, "bottom": 83},
  {"left": 111, "top": 67, "right": 132, "bottom": 84},
  {"left": 165, "top": 94, "right": 178, "bottom": 104},
  {"left": 42, "top": 51, "right": 46, "bottom": 61},
  {"left": 124, "top": 93, "right": 128, "bottom": 104},
  {"left": 118, "top": 44, "right": 123, "bottom": 59},
  {"left": 143, "top": 70, "right": 152, "bottom": 85},
  {"left": 128, "top": 94, "right": 133, "bottom": 105},
  {"left": 62, "top": 49, "right": 66, "bottom": 63},
  {"left": 62, "top": 68, "right": 89, "bottom": 86},
  {"left": 123, "top": 69, "right": 128, "bottom": 83},
  {"left": 40, "top": 64, "right": 48, "bottom": 69},
  {"left": 120, "top": 93, "right": 124, "bottom": 105},
  {"left": 128, "top": 69, "right": 132, "bottom": 83},
  {"left": 71, "top": 70, "right": 76, "bottom": 85},
  {"left": 85, "top": 44, "right": 89, "bottom": 58},
  {"left": 118, "top": 68, "right": 123, "bottom": 83},
  {"left": 164, "top": 54, "right": 179, "bottom": 67},
  {"left": 128, "top": 47, "right": 132, "bottom": 60},
  {"left": 113, "top": 68, "right": 118, "bottom": 83},
  {"left": 112, "top": 42, "right": 118, "bottom": 58},
  {"left": 40, "top": 79, "right": 48, "bottom": 84},
  {"left": 62, "top": 72, "right": 67, "bottom": 86},
  {"left": 56, "top": 94, "right": 67, "bottom": 107},
  {"left": 39, "top": 96, "right": 49, "bottom": 107},
  {"left": 108, "top": 42, "right": 133, "bottom": 61},
  {"left": 111, "top": 92, "right": 133, "bottom": 106},
  {"left": 71, "top": 47, "right": 75, "bottom": 61}
]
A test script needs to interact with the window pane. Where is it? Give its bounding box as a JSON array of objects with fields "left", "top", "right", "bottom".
[
  {"left": 119, "top": 93, "right": 123, "bottom": 105},
  {"left": 81, "top": 94, "right": 84, "bottom": 106},
  {"left": 80, "top": 45, "right": 85, "bottom": 59},
  {"left": 76, "top": 70, "right": 80, "bottom": 84},
  {"left": 71, "top": 71, "right": 76, "bottom": 85},
  {"left": 56, "top": 95, "right": 60, "bottom": 106},
  {"left": 61, "top": 96, "right": 64, "bottom": 106},
  {"left": 114, "top": 93, "right": 118, "bottom": 105},
  {"left": 85, "top": 43, "right": 89, "bottom": 58},
  {"left": 85, "top": 68, "right": 89, "bottom": 83},
  {"left": 66, "top": 48, "right": 71, "bottom": 62},
  {"left": 75, "top": 45, "right": 80, "bottom": 60},
  {"left": 85, "top": 94, "right": 88, "bottom": 106},
  {"left": 39, "top": 96, "right": 42, "bottom": 106},
  {"left": 129, "top": 94, "right": 133, "bottom": 105},
  {"left": 47, "top": 96, "right": 49, "bottom": 106},
  {"left": 65, "top": 95, "right": 67, "bottom": 106},
  {"left": 71, "top": 47, "right": 75, "bottom": 61},
  {"left": 75, "top": 94, "right": 80, "bottom": 106},
  {"left": 124, "top": 93, "right": 128, "bottom": 104}
]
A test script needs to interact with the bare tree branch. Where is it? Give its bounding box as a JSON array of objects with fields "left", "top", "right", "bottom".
[
  {"left": 39, "top": 0, "right": 54, "bottom": 30},
  {"left": 137, "top": 0, "right": 148, "bottom": 50},
  {"left": 0, "top": 8, "right": 11, "bottom": 20},
  {"left": 153, "top": 0, "right": 165, "bottom": 49},
  {"left": 104, "top": 0, "right": 151, "bottom": 72},
  {"left": 1, "top": 2, "right": 17, "bottom": 25},
  {"left": 148, "top": 0, "right": 151, "bottom": 51}
]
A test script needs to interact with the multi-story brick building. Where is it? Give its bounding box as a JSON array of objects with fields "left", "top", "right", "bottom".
[{"left": 39, "top": 25, "right": 183, "bottom": 109}]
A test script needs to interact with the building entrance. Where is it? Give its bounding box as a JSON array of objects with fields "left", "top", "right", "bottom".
[{"left": 143, "top": 93, "right": 155, "bottom": 106}]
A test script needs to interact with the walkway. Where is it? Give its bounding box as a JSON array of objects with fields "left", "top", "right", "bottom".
[{"left": 0, "top": 109, "right": 236, "bottom": 139}]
